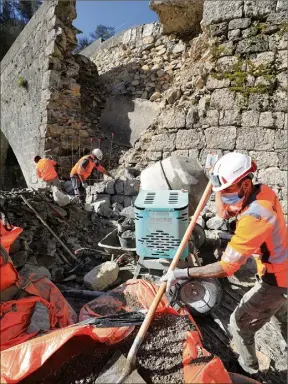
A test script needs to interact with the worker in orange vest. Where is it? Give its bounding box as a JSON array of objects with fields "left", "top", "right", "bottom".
[
  {"left": 70, "top": 148, "right": 114, "bottom": 200},
  {"left": 34, "top": 156, "right": 60, "bottom": 187},
  {"left": 161, "top": 152, "right": 287, "bottom": 378}
]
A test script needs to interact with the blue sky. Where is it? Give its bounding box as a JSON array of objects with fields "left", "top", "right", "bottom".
[{"left": 74, "top": 1, "right": 158, "bottom": 39}]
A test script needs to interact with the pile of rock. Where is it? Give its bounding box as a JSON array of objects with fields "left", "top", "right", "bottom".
[
  {"left": 85, "top": 178, "right": 140, "bottom": 218},
  {"left": 0, "top": 188, "right": 115, "bottom": 282},
  {"left": 197, "top": 207, "right": 234, "bottom": 244}
]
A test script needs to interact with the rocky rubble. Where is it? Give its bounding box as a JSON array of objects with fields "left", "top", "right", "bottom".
[{"left": 0, "top": 188, "right": 116, "bottom": 283}]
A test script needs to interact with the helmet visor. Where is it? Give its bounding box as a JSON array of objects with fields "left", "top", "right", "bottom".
[{"left": 210, "top": 174, "right": 222, "bottom": 188}]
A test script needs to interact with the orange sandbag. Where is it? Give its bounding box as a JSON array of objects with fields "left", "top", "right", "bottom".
[
  {"left": 0, "top": 222, "right": 23, "bottom": 253},
  {"left": 1, "top": 279, "right": 231, "bottom": 383},
  {"left": 79, "top": 278, "right": 169, "bottom": 320},
  {"left": 0, "top": 276, "right": 77, "bottom": 352},
  {"left": 0, "top": 222, "right": 23, "bottom": 290}
]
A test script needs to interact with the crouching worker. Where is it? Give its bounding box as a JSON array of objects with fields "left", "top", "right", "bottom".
[
  {"left": 34, "top": 155, "right": 60, "bottom": 187},
  {"left": 70, "top": 148, "right": 114, "bottom": 201},
  {"left": 161, "top": 152, "right": 287, "bottom": 378},
  {"left": 0, "top": 209, "right": 76, "bottom": 351}
]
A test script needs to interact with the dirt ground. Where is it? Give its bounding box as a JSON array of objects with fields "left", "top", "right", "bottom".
[
  {"left": 136, "top": 314, "right": 193, "bottom": 384},
  {"left": 22, "top": 313, "right": 195, "bottom": 384},
  {"left": 197, "top": 243, "right": 288, "bottom": 384},
  {"left": 19, "top": 239, "right": 287, "bottom": 384}
]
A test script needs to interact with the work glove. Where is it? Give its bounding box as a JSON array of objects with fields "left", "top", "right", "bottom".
[
  {"left": 82, "top": 182, "right": 88, "bottom": 189},
  {"left": 160, "top": 268, "right": 189, "bottom": 293}
]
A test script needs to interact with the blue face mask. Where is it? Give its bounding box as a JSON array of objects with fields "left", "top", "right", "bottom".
[
  {"left": 221, "top": 192, "right": 243, "bottom": 205},
  {"left": 221, "top": 192, "right": 245, "bottom": 215}
]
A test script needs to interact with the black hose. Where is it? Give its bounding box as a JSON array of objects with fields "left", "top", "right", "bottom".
[{"left": 61, "top": 289, "right": 106, "bottom": 300}]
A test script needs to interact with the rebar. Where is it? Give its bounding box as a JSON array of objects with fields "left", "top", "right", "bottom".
[{"left": 108, "top": 132, "right": 115, "bottom": 170}]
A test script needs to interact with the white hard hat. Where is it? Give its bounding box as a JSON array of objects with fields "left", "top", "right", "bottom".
[
  {"left": 92, "top": 148, "right": 103, "bottom": 160},
  {"left": 210, "top": 152, "right": 257, "bottom": 192}
]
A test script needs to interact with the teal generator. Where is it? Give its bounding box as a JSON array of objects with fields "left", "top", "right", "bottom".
[{"left": 134, "top": 190, "right": 189, "bottom": 259}]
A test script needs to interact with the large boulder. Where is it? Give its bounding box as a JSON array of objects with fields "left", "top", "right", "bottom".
[
  {"left": 92, "top": 195, "right": 112, "bottom": 217},
  {"left": 150, "top": 0, "right": 204, "bottom": 37},
  {"left": 84, "top": 261, "right": 119, "bottom": 290}
]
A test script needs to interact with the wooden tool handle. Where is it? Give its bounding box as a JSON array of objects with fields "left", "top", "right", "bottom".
[
  {"left": 127, "top": 182, "right": 213, "bottom": 359},
  {"left": 20, "top": 195, "right": 77, "bottom": 264}
]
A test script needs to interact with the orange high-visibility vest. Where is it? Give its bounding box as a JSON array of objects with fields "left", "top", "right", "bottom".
[
  {"left": 36, "top": 159, "right": 57, "bottom": 181},
  {"left": 0, "top": 222, "right": 23, "bottom": 291},
  {"left": 220, "top": 184, "right": 287, "bottom": 288},
  {"left": 70, "top": 155, "right": 103, "bottom": 180}
]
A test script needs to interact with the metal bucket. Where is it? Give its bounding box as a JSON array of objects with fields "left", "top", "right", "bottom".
[{"left": 118, "top": 234, "right": 136, "bottom": 249}]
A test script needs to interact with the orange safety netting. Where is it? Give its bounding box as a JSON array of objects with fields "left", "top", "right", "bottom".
[{"left": 1, "top": 279, "right": 231, "bottom": 383}]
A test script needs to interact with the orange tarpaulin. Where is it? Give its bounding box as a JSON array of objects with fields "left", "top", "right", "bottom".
[
  {"left": 1, "top": 279, "right": 232, "bottom": 383},
  {"left": 1, "top": 220, "right": 77, "bottom": 382},
  {"left": 0, "top": 276, "right": 77, "bottom": 351}
]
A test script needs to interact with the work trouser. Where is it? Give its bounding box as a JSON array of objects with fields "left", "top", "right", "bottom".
[
  {"left": 70, "top": 176, "right": 86, "bottom": 203},
  {"left": 45, "top": 177, "right": 60, "bottom": 188},
  {"left": 230, "top": 278, "right": 287, "bottom": 374}
]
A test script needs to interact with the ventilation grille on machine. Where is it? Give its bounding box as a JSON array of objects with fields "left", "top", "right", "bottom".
[
  {"left": 168, "top": 192, "right": 179, "bottom": 205},
  {"left": 144, "top": 192, "right": 156, "bottom": 205},
  {"left": 138, "top": 230, "right": 180, "bottom": 256}
]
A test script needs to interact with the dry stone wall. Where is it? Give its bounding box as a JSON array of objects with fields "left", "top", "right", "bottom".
[
  {"left": 85, "top": 178, "right": 140, "bottom": 218},
  {"left": 83, "top": 22, "right": 193, "bottom": 102},
  {"left": 119, "top": 0, "right": 287, "bottom": 214}
]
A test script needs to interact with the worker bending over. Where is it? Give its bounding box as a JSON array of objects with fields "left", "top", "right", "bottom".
[
  {"left": 161, "top": 152, "right": 287, "bottom": 377},
  {"left": 70, "top": 148, "right": 114, "bottom": 199},
  {"left": 34, "top": 156, "right": 60, "bottom": 187}
]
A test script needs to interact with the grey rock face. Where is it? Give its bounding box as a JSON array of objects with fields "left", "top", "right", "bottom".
[
  {"left": 228, "top": 18, "right": 251, "bottom": 30},
  {"left": 150, "top": 0, "right": 204, "bottom": 36},
  {"left": 205, "top": 127, "right": 237, "bottom": 149},
  {"left": 202, "top": 0, "right": 243, "bottom": 25},
  {"left": 176, "top": 130, "right": 204, "bottom": 149}
]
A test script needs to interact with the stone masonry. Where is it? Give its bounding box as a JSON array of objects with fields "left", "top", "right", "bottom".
[
  {"left": 0, "top": 0, "right": 120, "bottom": 187},
  {"left": 1, "top": 0, "right": 287, "bottom": 215},
  {"left": 1, "top": 0, "right": 62, "bottom": 187},
  {"left": 117, "top": 0, "right": 287, "bottom": 216},
  {"left": 82, "top": 22, "right": 192, "bottom": 102}
]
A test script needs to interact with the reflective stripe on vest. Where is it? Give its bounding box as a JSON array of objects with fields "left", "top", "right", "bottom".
[
  {"left": 224, "top": 185, "right": 287, "bottom": 287},
  {"left": 240, "top": 198, "right": 287, "bottom": 266}
]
